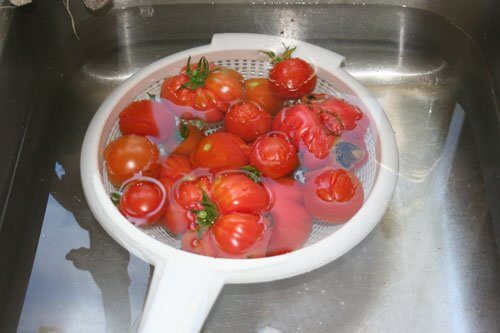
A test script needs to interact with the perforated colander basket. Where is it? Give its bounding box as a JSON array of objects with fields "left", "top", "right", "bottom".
[{"left": 81, "top": 34, "right": 398, "bottom": 333}]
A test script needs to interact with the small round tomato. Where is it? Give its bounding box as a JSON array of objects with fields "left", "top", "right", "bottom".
[
  {"left": 118, "top": 178, "right": 167, "bottom": 226},
  {"left": 244, "top": 78, "right": 285, "bottom": 115},
  {"left": 304, "top": 168, "right": 364, "bottom": 223},
  {"left": 272, "top": 104, "right": 336, "bottom": 159},
  {"left": 224, "top": 101, "right": 272, "bottom": 143},
  {"left": 210, "top": 213, "right": 271, "bottom": 258},
  {"left": 160, "top": 57, "right": 244, "bottom": 123},
  {"left": 212, "top": 173, "right": 270, "bottom": 214},
  {"left": 105, "top": 135, "right": 160, "bottom": 186},
  {"left": 264, "top": 47, "right": 316, "bottom": 99},
  {"left": 181, "top": 229, "right": 217, "bottom": 257},
  {"left": 191, "top": 132, "right": 249, "bottom": 170},
  {"left": 249, "top": 133, "right": 298, "bottom": 179},
  {"left": 119, "top": 100, "right": 176, "bottom": 144},
  {"left": 169, "top": 123, "right": 205, "bottom": 156},
  {"left": 159, "top": 154, "right": 194, "bottom": 189}
]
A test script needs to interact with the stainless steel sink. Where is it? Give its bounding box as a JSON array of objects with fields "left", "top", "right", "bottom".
[{"left": 1, "top": 1, "right": 500, "bottom": 332}]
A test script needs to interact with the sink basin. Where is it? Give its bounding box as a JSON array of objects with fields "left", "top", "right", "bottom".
[{"left": 1, "top": 1, "right": 500, "bottom": 332}]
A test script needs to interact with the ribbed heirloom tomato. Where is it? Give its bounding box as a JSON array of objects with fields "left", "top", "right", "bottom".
[
  {"left": 272, "top": 104, "right": 336, "bottom": 159},
  {"left": 160, "top": 57, "right": 244, "bottom": 123},
  {"left": 163, "top": 173, "right": 272, "bottom": 258}
]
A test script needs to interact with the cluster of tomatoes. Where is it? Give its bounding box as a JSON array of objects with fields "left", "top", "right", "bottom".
[{"left": 104, "top": 47, "right": 369, "bottom": 258}]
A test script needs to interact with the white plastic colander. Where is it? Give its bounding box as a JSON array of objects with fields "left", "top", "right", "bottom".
[{"left": 81, "top": 33, "right": 398, "bottom": 333}]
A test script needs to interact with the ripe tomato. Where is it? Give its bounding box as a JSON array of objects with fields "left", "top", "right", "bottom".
[
  {"left": 168, "top": 123, "right": 205, "bottom": 156},
  {"left": 165, "top": 173, "right": 272, "bottom": 258},
  {"left": 264, "top": 178, "right": 312, "bottom": 256},
  {"left": 304, "top": 168, "right": 364, "bottom": 223},
  {"left": 264, "top": 47, "right": 316, "bottom": 99},
  {"left": 301, "top": 126, "right": 368, "bottom": 171},
  {"left": 181, "top": 229, "right": 216, "bottom": 257},
  {"left": 212, "top": 173, "right": 270, "bottom": 214},
  {"left": 118, "top": 178, "right": 167, "bottom": 226},
  {"left": 301, "top": 94, "right": 364, "bottom": 136},
  {"left": 160, "top": 176, "right": 212, "bottom": 234},
  {"left": 211, "top": 213, "right": 271, "bottom": 258},
  {"left": 191, "top": 132, "right": 249, "bottom": 170},
  {"left": 268, "top": 201, "right": 312, "bottom": 256},
  {"left": 224, "top": 101, "right": 272, "bottom": 143},
  {"left": 159, "top": 154, "right": 194, "bottom": 189},
  {"left": 249, "top": 133, "right": 298, "bottom": 178},
  {"left": 244, "top": 78, "right": 284, "bottom": 115},
  {"left": 160, "top": 57, "right": 244, "bottom": 123},
  {"left": 119, "top": 100, "right": 176, "bottom": 144},
  {"left": 272, "top": 104, "right": 336, "bottom": 159},
  {"left": 104, "top": 135, "right": 160, "bottom": 186}
]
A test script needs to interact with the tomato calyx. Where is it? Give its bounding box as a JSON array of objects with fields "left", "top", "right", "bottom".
[
  {"left": 260, "top": 45, "right": 297, "bottom": 65},
  {"left": 109, "top": 192, "right": 121, "bottom": 205},
  {"left": 146, "top": 92, "right": 156, "bottom": 100},
  {"left": 240, "top": 165, "right": 262, "bottom": 183},
  {"left": 182, "top": 56, "right": 212, "bottom": 90},
  {"left": 192, "top": 191, "right": 219, "bottom": 238}
]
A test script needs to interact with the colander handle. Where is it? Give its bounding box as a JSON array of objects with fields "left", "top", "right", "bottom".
[{"left": 138, "top": 259, "right": 225, "bottom": 333}]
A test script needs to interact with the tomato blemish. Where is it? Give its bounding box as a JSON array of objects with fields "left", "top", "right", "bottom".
[{"left": 315, "top": 169, "right": 356, "bottom": 203}]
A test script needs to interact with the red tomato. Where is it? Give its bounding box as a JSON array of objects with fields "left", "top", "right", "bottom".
[
  {"left": 264, "top": 178, "right": 312, "bottom": 256},
  {"left": 264, "top": 47, "right": 316, "bottom": 99},
  {"left": 268, "top": 201, "right": 312, "bottom": 256},
  {"left": 224, "top": 101, "right": 272, "bottom": 143},
  {"left": 159, "top": 154, "right": 194, "bottom": 188},
  {"left": 249, "top": 133, "right": 298, "bottom": 178},
  {"left": 205, "top": 68, "right": 244, "bottom": 103},
  {"left": 165, "top": 173, "right": 272, "bottom": 257},
  {"left": 301, "top": 94, "right": 363, "bottom": 136},
  {"left": 160, "top": 57, "right": 244, "bottom": 123},
  {"left": 161, "top": 194, "right": 193, "bottom": 235},
  {"left": 301, "top": 129, "right": 368, "bottom": 171},
  {"left": 191, "top": 132, "right": 249, "bottom": 170},
  {"left": 118, "top": 179, "right": 167, "bottom": 226},
  {"left": 160, "top": 176, "right": 212, "bottom": 235},
  {"left": 119, "top": 100, "right": 176, "bottom": 144},
  {"left": 211, "top": 213, "right": 271, "bottom": 258},
  {"left": 304, "top": 168, "right": 364, "bottom": 223},
  {"left": 104, "top": 135, "right": 160, "bottom": 186},
  {"left": 244, "top": 78, "right": 285, "bottom": 115},
  {"left": 181, "top": 230, "right": 217, "bottom": 257},
  {"left": 212, "top": 174, "right": 270, "bottom": 214},
  {"left": 272, "top": 104, "right": 336, "bottom": 159},
  {"left": 264, "top": 177, "right": 304, "bottom": 204},
  {"left": 169, "top": 124, "right": 205, "bottom": 156}
]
